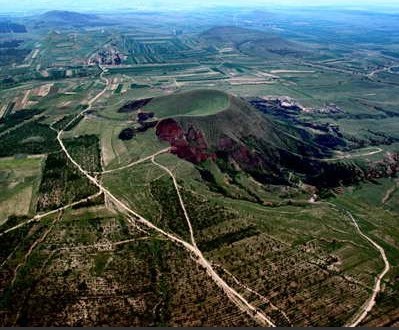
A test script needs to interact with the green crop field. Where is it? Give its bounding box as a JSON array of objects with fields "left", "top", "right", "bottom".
[{"left": 0, "top": 156, "right": 44, "bottom": 223}]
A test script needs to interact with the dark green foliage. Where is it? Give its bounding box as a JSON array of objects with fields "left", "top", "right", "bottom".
[
  {"left": 0, "top": 108, "right": 44, "bottom": 133},
  {"left": 118, "top": 128, "right": 135, "bottom": 141},
  {"left": 0, "top": 40, "right": 23, "bottom": 48},
  {"left": 0, "top": 48, "right": 30, "bottom": 67},
  {"left": 92, "top": 252, "right": 110, "bottom": 276},
  {"left": 307, "top": 161, "right": 365, "bottom": 188},
  {"left": 114, "top": 84, "right": 123, "bottom": 94},
  {"left": 150, "top": 177, "right": 190, "bottom": 240},
  {"left": 0, "top": 215, "right": 30, "bottom": 263},
  {"left": 138, "top": 239, "right": 171, "bottom": 326},
  {"left": 130, "top": 83, "right": 150, "bottom": 89},
  {"left": 198, "top": 226, "right": 259, "bottom": 252},
  {"left": 118, "top": 98, "right": 152, "bottom": 113},
  {"left": 0, "top": 22, "right": 27, "bottom": 33},
  {"left": 1, "top": 102, "right": 15, "bottom": 118},
  {"left": 197, "top": 167, "right": 227, "bottom": 194},
  {"left": 63, "top": 114, "right": 83, "bottom": 131},
  {"left": 64, "top": 135, "right": 102, "bottom": 172},
  {"left": 0, "top": 121, "right": 58, "bottom": 157},
  {"left": 52, "top": 115, "right": 75, "bottom": 131},
  {"left": 0, "top": 220, "right": 73, "bottom": 326},
  {"left": 182, "top": 187, "right": 234, "bottom": 231},
  {"left": 36, "top": 135, "right": 102, "bottom": 211}
]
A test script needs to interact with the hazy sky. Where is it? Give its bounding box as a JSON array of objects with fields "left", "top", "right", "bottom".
[{"left": 1, "top": 0, "right": 399, "bottom": 13}]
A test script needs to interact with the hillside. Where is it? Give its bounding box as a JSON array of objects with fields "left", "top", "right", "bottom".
[
  {"left": 41, "top": 11, "right": 98, "bottom": 22},
  {"left": 150, "top": 90, "right": 365, "bottom": 190},
  {"left": 143, "top": 89, "right": 229, "bottom": 118},
  {"left": 33, "top": 10, "right": 105, "bottom": 27},
  {"left": 200, "top": 26, "right": 306, "bottom": 58},
  {"left": 0, "top": 21, "right": 27, "bottom": 33}
]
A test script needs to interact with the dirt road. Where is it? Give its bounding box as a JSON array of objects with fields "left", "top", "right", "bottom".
[
  {"left": 344, "top": 210, "right": 390, "bottom": 327},
  {"left": 99, "top": 148, "right": 170, "bottom": 175},
  {"left": 0, "top": 192, "right": 102, "bottom": 237},
  {"left": 151, "top": 156, "right": 197, "bottom": 247},
  {"left": 323, "top": 202, "right": 390, "bottom": 327}
]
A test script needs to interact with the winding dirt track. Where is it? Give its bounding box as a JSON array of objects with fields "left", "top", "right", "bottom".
[
  {"left": 324, "top": 202, "right": 390, "bottom": 327},
  {"left": 216, "top": 263, "right": 292, "bottom": 326},
  {"left": 344, "top": 210, "right": 390, "bottom": 327}
]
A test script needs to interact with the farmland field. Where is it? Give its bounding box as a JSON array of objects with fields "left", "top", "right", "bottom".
[{"left": 0, "top": 156, "right": 44, "bottom": 223}]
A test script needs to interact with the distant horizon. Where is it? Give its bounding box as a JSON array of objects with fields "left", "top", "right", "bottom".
[{"left": 1, "top": 0, "right": 399, "bottom": 15}]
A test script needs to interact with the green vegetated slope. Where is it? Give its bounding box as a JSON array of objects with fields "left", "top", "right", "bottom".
[
  {"left": 143, "top": 89, "right": 229, "bottom": 118},
  {"left": 153, "top": 89, "right": 361, "bottom": 190},
  {"left": 200, "top": 26, "right": 291, "bottom": 47},
  {"left": 147, "top": 88, "right": 326, "bottom": 156},
  {"left": 178, "top": 94, "right": 320, "bottom": 154},
  {"left": 200, "top": 26, "right": 306, "bottom": 58},
  {"left": 140, "top": 86, "right": 399, "bottom": 324}
]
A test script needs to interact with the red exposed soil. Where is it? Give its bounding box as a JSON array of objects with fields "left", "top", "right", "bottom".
[
  {"left": 366, "top": 152, "right": 399, "bottom": 179},
  {"left": 156, "top": 118, "right": 215, "bottom": 164},
  {"left": 217, "top": 136, "right": 263, "bottom": 169},
  {"left": 156, "top": 119, "right": 264, "bottom": 170}
]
